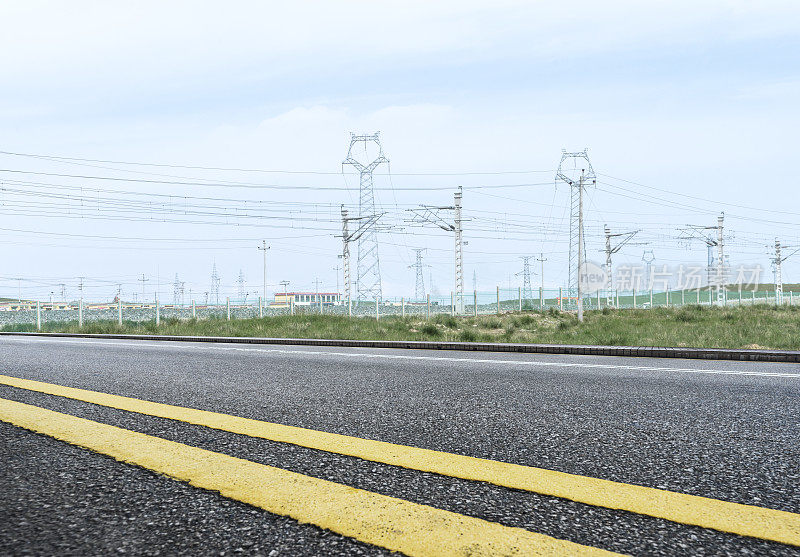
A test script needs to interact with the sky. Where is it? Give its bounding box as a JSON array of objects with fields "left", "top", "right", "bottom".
[{"left": 1, "top": 1, "right": 799, "bottom": 302}]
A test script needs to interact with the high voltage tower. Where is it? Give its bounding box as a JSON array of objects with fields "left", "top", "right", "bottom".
[
  {"left": 343, "top": 132, "right": 388, "bottom": 303},
  {"left": 210, "top": 263, "right": 220, "bottom": 304},
  {"left": 679, "top": 213, "right": 725, "bottom": 303},
  {"left": 409, "top": 248, "right": 429, "bottom": 300},
  {"left": 237, "top": 270, "right": 246, "bottom": 301},
  {"left": 340, "top": 206, "right": 384, "bottom": 310},
  {"left": 557, "top": 150, "right": 595, "bottom": 321},
  {"left": 516, "top": 256, "right": 535, "bottom": 303},
  {"left": 172, "top": 274, "right": 185, "bottom": 306}
]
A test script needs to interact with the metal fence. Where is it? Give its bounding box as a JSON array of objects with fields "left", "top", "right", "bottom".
[{"left": 1, "top": 287, "right": 796, "bottom": 330}]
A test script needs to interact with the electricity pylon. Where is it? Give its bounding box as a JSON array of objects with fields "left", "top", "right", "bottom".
[
  {"left": 210, "top": 263, "right": 220, "bottom": 304},
  {"left": 557, "top": 150, "right": 595, "bottom": 321},
  {"left": 340, "top": 206, "right": 385, "bottom": 310},
  {"left": 237, "top": 270, "right": 246, "bottom": 301},
  {"left": 343, "top": 132, "right": 388, "bottom": 302},
  {"left": 516, "top": 256, "right": 535, "bottom": 304},
  {"left": 173, "top": 274, "right": 181, "bottom": 306},
  {"left": 409, "top": 249, "right": 430, "bottom": 300}
]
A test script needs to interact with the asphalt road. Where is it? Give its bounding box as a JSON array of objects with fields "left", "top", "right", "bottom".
[{"left": 0, "top": 336, "right": 798, "bottom": 556}]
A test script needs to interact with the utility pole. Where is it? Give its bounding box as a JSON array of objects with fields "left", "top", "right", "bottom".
[
  {"left": 258, "top": 240, "right": 270, "bottom": 302},
  {"left": 341, "top": 207, "right": 350, "bottom": 306},
  {"left": 342, "top": 132, "right": 389, "bottom": 302},
  {"left": 280, "top": 280, "right": 290, "bottom": 305},
  {"left": 716, "top": 213, "right": 725, "bottom": 304},
  {"left": 406, "top": 186, "right": 466, "bottom": 313},
  {"left": 77, "top": 276, "right": 85, "bottom": 303},
  {"left": 772, "top": 239, "right": 799, "bottom": 305},
  {"left": 454, "top": 186, "right": 464, "bottom": 312},
  {"left": 578, "top": 170, "right": 585, "bottom": 321},
  {"left": 557, "top": 150, "right": 595, "bottom": 322},
  {"left": 775, "top": 239, "right": 783, "bottom": 304},
  {"left": 59, "top": 283, "right": 66, "bottom": 300},
  {"left": 333, "top": 265, "right": 341, "bottom": 294},
  {"left": 409, "top": 248, "right": 429, "bottom": 300},
  {"left": 678, "top": 213, "right": 725, "bottom": 304},
  {"left": 139, "top": 274, "right": 148, "bottom": 303},
  {"left": 536, "top": 253, "right": 547, "bottom": 300},
  {"left": 603, "top": 225, "right": 639, "bottom": 305}
]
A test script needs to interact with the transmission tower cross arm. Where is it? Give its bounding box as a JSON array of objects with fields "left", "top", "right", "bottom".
[
  {"left": 405, "top": 206, "right": 456, "bottom": 232},
  {"left": 610, "top": 230, "right": 640, "bottom": 254}
]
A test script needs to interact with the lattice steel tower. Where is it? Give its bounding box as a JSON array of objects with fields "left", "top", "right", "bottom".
[
  {"left": 210, "top": 263, "right": 220, "bottom": 304},
  {"left": 343, "top": 132, "right": 388, "bottom": 302},
  {"left": 556, "top": 150, "right": 595, "bottom": 300},
  {"left": 518, "top": 256, "right": 534, "bottom": 303},
  {"left": 172, "top": 273, "right": 184, "bottom": 306},
  {"left": 409, "top": 248, "right": 429, "bottom": 301},
  {"left": 237, "top": 270, "right": 246, "bottom": 300}
]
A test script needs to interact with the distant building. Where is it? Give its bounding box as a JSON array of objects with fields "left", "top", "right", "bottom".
[{"left": 272, "top": 292, "right": 341, "bottom": 307}]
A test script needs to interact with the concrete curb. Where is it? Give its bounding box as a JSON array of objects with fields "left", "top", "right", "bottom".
[{"left": 2, "top": 331, "right": 799, "bottom": 363}]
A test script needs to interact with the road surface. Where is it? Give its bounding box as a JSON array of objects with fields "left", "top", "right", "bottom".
[{"left": 0, "top": 336, "right": 798, "bottom": 555}]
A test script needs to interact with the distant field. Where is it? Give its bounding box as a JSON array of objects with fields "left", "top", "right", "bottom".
[{"left": 4, "top": 304, "right": 800, "bottom": 351}]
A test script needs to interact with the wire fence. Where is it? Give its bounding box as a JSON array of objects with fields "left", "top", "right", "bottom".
[{"left": 1, "top": 286, "right": 797, "bottom": 330}]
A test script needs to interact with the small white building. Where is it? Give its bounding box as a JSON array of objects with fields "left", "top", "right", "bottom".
[{"left": 272, "top": 292, "right": 341, "bottom": 307}]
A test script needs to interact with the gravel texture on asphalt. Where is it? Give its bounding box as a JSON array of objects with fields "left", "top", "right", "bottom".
[
  {"left": 1, "top": 385, "right": 796, "bottom": 557},
  {"left": 0, "top": 420, "right": 390, "bottom": 557},
  {"left": 1, "top": 337, "right": 799, "bottom": 556}
]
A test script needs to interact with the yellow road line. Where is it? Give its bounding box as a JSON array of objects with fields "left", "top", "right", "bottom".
[
  {"left": 0, "top": 398, "right": 616, "bottom": 557},
  {"left": 2, "top": 373, "right": 799, "bottom": 547}
]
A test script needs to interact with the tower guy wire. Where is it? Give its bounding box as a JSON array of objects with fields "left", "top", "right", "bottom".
[{"left": 342, "top": 132, "right": 389, "bottom": 303}]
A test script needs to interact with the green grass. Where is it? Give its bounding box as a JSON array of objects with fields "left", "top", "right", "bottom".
[{"left": 5, "top": 305, "right": 800, "bottom": 350}]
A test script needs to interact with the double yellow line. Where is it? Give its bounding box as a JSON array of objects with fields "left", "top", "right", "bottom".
[{"left": 0, "top": 373, "right": 798, "bottom": 555}]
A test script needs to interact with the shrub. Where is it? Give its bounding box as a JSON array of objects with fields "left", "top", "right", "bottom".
[
  {"left": 435, "top": 315, "right": 459, "bottom": 328},
  {"left": 420, "top": 323, "right": 441, "bottom": 337},
  {"left": 515, "top": 314, "right": 536, "bottom": 326},
  {"left": 458, "top": 329, "right": 478, "bottom": 342}
]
